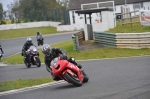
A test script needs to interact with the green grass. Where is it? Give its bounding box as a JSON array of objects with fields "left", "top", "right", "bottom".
[
  {"left": 107, "top": 19, "right": 150, "bottom": 33},
  {"left": 51, "top": 41, "right": 150, "bottom": 60},
  {"left": 0, "top": 26, "right": 58, "bottom": 40},
  {"left": 0, "top": 78, "right": 53, "bottom": 92},
  {"left": 3, "top": 40, "right": 150, "bottom": 64}
]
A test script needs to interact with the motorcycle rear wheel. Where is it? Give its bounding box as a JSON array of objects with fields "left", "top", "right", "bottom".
[{"left": 64, "top": 72, "right": 82, "bottom": 87}]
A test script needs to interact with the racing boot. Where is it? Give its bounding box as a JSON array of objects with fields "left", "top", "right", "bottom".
[
  {"left": 68, "top": 57, "right": 82, "bottom": 69},
  {"left": 51, "top": 74, "right": 61, "bottom": 81},
  {"left": 77, "top": 64, "right": 82, "bottom": 69}
]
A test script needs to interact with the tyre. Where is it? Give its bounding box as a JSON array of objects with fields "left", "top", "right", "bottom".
[
  {"left": 35, "top": 57, "right": 41, "bottom": 67},
  {"left": 37, "top": 42, "right": 39, "bottom": 46},
  {"left": 24, "top": 58, "right": 31, "bottom": 68},
  {"left": 64, "top": 72, "right": 82, "bottom": 87},
  {"left": 82, "top": 70, "right": 89, "bottom": 83},
  {"left": 41, "top": 41, "right": 44, "bottom": 45}
]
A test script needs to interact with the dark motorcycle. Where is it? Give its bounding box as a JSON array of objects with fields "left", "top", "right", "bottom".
[
  {"left": 24, "top": 46, "right": 41, "bottom": 68},
  {"left": 37, "top": 35, "right": 44, "bottom": 46},
  {"left": 50, "top": 56, "right": 89, "bottom": 87},
  {"left": 0, "top": 53, "right": 3, "bottom": 61}
]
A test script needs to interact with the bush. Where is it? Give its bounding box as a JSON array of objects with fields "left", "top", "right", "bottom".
[
  {"left": 0, "top": 20, "right": 6, "bottom": 25},
  {"left": 11, "top": 18, "right": 15, "bottom": 24}
]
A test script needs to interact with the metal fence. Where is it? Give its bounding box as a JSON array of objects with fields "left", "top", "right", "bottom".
[
  {"left": 50, "top": 8, "right": 70, "bottom": 25},
  {"left": 94, "top": 32, "right": 116, "bottom": 47}
]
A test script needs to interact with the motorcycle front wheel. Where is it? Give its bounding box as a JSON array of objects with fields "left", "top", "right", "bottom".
[
  {"left": 24, "top": 58, "right": 31, "bottom": 68},
  {"left": 82, "top": 70, "right": 89, "bottom": 83},
  {"left": 64, "top": 72, "right": 82, "bottom": 87},
  {"left": 35, "top": 57, "right": 41, "bottom": 67}
]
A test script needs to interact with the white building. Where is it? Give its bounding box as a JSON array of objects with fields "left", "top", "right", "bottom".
[
  {"left": 68, "top": 0, "right": 150, "bottom": 25},
  {"left": 57, "top": 0, "right": 150, "bottom": 32}
]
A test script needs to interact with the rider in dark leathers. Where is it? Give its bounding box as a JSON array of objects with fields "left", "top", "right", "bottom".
[
  {"left": 0, "top": 44, "right": 4, "bottom": 60},
  {"left": 36, "top": 32, "right": 44, "bottom": 46},
  {"left": 42, "top": 44, "right": 82, "bottom": 81},
  {"left": 0, "top": 44, "right": 4, "bottom": 54},
  {"left": 21, "top": 38, "right": 35, "bottom": 58}
]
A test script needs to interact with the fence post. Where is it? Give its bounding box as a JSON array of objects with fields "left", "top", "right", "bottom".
[{"left": 72, "top": 34, "right": 79, "bottom": 51}]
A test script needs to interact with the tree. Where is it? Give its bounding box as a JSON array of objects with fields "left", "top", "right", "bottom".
[
  {"left": 11, "top": 0, "right": 22, "bottom": 20},
  {"left": 7, "top": 3, "right": 14, "bottom": 21},
  {"left": 0, "top": 3, "right": 3, "bottom": 20},
  {"left": 9, "top": 0, "right": 63, "bottom": 21}
]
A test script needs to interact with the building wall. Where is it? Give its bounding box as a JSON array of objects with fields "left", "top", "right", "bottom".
[
  {"left": 143, "top": 1, "right": 150, "bottom": 10},
  {"left": 57, "top": 1, "right": 150, "bottom": 32},
  {"left": 92, "top": 11, "right": 115, "bottom": 32},
  {"left": 115, "top": 1, "right": 150, "bottom": 15},
  {"left": 69, "top": 10, "right": 115, "bottom": 32},
  {"left": 69, "top": 11, "right": 103, "bottom": 25},
  {"left": 0, "top": 21, "right": 61, "bottom": 31},
  {"left": 69, "top": 1, "right": 150, "bottom": 25}
]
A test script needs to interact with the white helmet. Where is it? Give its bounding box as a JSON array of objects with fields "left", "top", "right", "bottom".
[
  {"left": 26, "top": 37, "right": 32, "bottom": 44},
  {"left": 42, "top": 44, "right": 51, "bottom": 55}
]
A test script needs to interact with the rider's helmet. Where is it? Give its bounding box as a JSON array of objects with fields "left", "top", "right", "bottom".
[
  {"left": 42, "top": 44, "right": 51, "bottom": 55},
  {"left": 26, "top": 37, "right": 32, "bottom": 44},
  {"left": 37, "top": 32, "right": 40, "bottom": 35}
]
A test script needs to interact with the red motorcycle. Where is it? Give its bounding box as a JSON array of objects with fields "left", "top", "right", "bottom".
[{"left": 50, "top": 56, "right": 89, "bottom": 87}]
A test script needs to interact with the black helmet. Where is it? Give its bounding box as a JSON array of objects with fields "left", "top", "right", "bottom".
[
  {"left": 37, "top": 32, "right": 40, "bottom": 35},
  {"left": 42, "top": 44, "right": 51, "bottom": 55},
  {"left": 26, "top": 37, "right": 32, "bottom": 44}
]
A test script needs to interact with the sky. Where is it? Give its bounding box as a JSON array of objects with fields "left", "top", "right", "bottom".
[{"left": 0, "top": 0, "right": 14, "bottom": 10}]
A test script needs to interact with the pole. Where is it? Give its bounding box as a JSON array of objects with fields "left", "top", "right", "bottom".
[{"left": 125, "top": 0, "right": 126, "bottom": 6}]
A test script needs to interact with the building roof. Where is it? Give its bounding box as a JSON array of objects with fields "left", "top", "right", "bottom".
[
  {"left": 68, "top": 0, "right": 150, "bottom": 10},
  {"left": 75, "top": 8, "right": 113, "bottom": 14}
]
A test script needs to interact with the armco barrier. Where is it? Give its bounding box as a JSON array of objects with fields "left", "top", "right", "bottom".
[
  {"left": 94, "top": 32, "right": 116, "bottom": 47},
  {"left": 94, "top": 32, "right": 150, "bottom": 49}
]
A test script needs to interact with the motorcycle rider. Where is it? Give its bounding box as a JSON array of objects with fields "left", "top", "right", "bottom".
[
  {"left": 21, "top": 37, "right": 36, "bottom": 60},
  {"left": 36, "top": 32, "right": 44, "bottom": 46},
  {"left": 41, "top": 44, "right": 82, "bottom": 81},
  {"left": 0, "top": 43, "right": 4, "bottom": 60}
]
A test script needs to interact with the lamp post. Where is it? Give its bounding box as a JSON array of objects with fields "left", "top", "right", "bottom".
[{"left": 125, "top": 0, "right": 127, "bottom": 7}]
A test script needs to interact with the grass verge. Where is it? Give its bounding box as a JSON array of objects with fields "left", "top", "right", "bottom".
[
  {"left": 107, "top": 19, "right": 150, "bottom": 33},
  {"left": 0, "top": 26, "right": 60, "bottom": 40},
  {"left": 0, "top": 78, "right": 53, "bottom": 92}
]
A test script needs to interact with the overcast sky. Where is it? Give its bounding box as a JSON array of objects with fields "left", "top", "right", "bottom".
[{"left": 0, "top": 0, "right": 14, "bottom": 10}]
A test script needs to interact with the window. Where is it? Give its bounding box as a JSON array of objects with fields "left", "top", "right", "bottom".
[
  {"left": 141, "top": 2, "right": 143, "bottom": 8},
  {"left": 133, "top": 3, "right": 141, "bottom": 10}
]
